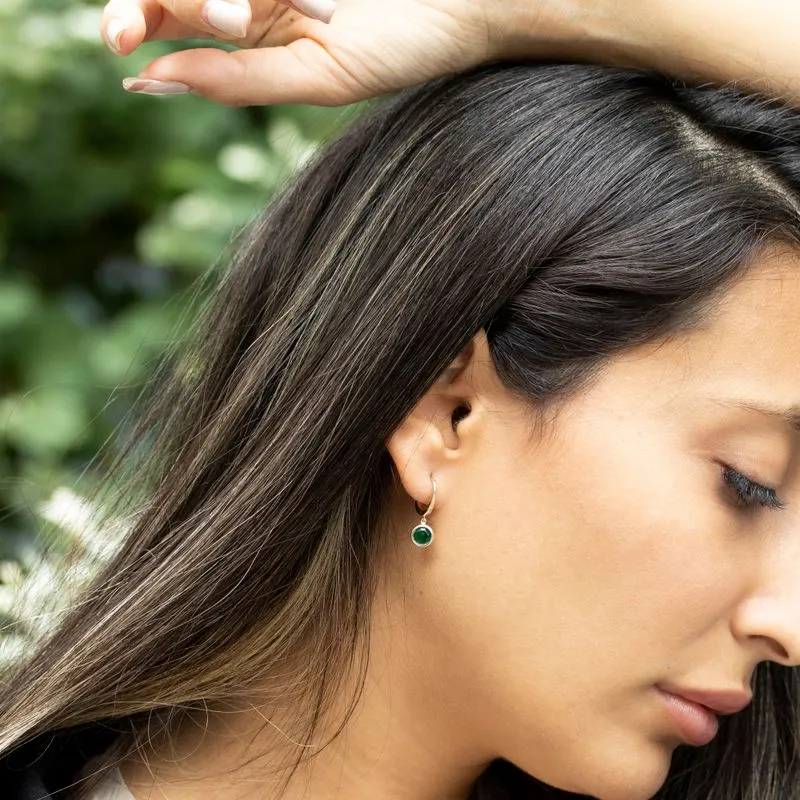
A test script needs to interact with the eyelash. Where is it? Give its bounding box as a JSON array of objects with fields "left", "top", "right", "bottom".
[{"left": 722, "top": 466, "right": 786, "bottom": 511}]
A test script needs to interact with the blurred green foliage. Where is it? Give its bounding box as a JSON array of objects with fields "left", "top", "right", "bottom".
[{"left": 0, "top": 0, "right": 359, "bottom": 656}]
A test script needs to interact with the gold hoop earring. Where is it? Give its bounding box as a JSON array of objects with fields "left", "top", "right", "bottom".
[{"left": 411, "top": 477, "right": 436, "bottom": 548}]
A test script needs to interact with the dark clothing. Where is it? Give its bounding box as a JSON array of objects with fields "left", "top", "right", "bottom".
[{"left": 1, "top": 724, "right": 119, "bottom": 800}]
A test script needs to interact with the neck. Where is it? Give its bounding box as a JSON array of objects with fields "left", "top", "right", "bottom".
[{"left": 119, "top": 541, "right": 494, "bottom": 800}]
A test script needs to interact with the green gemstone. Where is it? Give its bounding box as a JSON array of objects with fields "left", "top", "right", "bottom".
[{"left": 412, "top": 525, "right": 433, "bottom": 546}]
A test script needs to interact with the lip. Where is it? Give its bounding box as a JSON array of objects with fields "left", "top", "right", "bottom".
[
  {"left": 657, "top": 687, "right": 720, "bottom": 746},
  {"left": 658, "top": 684, "right": 753, "bottom": 716}
]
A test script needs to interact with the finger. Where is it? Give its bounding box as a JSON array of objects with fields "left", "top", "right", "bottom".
[
  {"left": 155, "top": 0, "right": 252, "bottom": 39},
  {"left": 101, "top": 0, "right": 149, "bottom": 55},
  {"left": 154, "top": 0, "right": 335, "bottom": 36},
  {"left": 123, "top": 42, "right": 366, "bottom": 105},
  {"left": 101, "top": 0, "right": 208, "bottom": 55},
  {"left": 101, "top": 0, "right": 334, "bottom": 57},
  {"left": 279, "top": 0, "right": 335, "bottom": 24},
  {"left": 107, "top": 0, "right": 252, "bottom": 43}
]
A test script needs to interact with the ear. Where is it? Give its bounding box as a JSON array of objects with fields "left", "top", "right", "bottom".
[{"left": 385, "top": 329, "right": 493, "bottom": 509}]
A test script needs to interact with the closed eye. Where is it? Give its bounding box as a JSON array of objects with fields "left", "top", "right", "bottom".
[{"left": 722, "top": 466, "right": 786, "bottom": 510}]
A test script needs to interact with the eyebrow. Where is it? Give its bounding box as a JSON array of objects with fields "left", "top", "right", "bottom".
[{"left": 711, "top": 398, "right": 800, "bottom": 432}]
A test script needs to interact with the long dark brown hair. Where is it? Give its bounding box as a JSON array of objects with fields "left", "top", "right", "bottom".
[{"left": 1, "top": 62, "right": 800, "bottom": 800}]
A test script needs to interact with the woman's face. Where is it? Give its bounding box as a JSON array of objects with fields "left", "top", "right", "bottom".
[{"left": 385, "top": 248, "right": 800, "bottom": 799}]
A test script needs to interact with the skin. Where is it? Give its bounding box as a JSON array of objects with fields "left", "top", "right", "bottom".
[
  {"left": 99, "top": 0, "right": 800, "bottom": 107},
  {"left": 121, "top": 247, "right": 800, "bottom": 800}
]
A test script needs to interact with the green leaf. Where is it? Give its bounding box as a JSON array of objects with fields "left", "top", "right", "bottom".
[{"left": 1, "top": 387, "right": 88, "bottom": 455}]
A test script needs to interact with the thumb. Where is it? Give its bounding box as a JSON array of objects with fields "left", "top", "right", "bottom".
[{"left": 124, "top": 42, "right": 366, "bottom": 106}]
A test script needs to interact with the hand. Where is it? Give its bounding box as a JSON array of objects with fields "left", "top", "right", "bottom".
[{"left": 101, "top": 0, "right": 500, "bottom": 106}]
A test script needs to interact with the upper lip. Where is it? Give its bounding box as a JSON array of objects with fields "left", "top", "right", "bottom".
[{"left": 659, "top": 684, "right": 753, "bottom": 716}]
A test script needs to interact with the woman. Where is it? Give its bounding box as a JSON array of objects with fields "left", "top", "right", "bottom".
[{"left": 2, "top": 3, "right": 800, "bottom": 800}]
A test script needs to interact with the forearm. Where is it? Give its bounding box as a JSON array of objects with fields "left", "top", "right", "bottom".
[
  {"left": 495, "top": 0, "right": 800, "bottom": 103},
  {"left": 618, "top": 0, "right": 800, "bottom": 101}
]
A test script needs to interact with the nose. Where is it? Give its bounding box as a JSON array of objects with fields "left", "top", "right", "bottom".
[{"left": 733, "top": 575, "right": 800, "bottom": 667}]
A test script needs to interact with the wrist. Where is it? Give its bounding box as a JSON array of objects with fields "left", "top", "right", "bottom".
[{"left": 486, "top": 0, "right": 656, "bottom": 69}]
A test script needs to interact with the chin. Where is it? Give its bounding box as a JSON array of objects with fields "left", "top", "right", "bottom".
[{"left": 518, "top": 738, "right": 675, "bottom": 800}]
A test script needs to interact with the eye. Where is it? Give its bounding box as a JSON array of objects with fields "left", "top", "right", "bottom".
[{"left": 722, "top": 466, "right": 786, "bottom": 510}]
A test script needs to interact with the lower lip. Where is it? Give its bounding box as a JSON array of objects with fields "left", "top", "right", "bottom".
[{"left": 658, "top": 688, "right": 719, "bottom": 746}]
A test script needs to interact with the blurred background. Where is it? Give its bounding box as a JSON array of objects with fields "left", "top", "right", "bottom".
[{"left": 0, "top": 0, "right": 358, "bottom": 662}]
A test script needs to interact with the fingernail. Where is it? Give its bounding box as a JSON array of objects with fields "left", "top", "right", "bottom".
[
  {"left": 202, "top": 0, "right": 250, "bottom": 38},
  {"left": 288, "top": 0, "right": 335, "bottom": 23},
  {"left": 106, "top": 18, "right": 126, "bottom": 54},
  {"left": 122, "top": 78, "right": 193, "bottom": 95}
]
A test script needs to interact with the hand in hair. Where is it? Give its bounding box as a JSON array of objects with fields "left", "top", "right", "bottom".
[
  {"left": 102, "top": 0, "right": 800, "bottom": 107},
  {"left": 99, "top": 0, "right": 595, "bottom": 105}
]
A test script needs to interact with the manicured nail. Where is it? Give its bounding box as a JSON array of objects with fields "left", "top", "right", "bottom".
[
  {"left": 202, "top": 0, "right": 250, "bottom": 38},
  {"left": 122, "top": 78, "right": 193, "bottom": 95},
  {"left": 288, "top": 0, "right": 335, "bottom": 22},
  {"left": 106, "top": 18, "right": 126, "bottom": 54}
]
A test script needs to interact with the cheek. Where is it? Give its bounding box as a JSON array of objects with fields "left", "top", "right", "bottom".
[
  {"left": 445, "top": 418, "right": 742, "bottom": 677},
  {"left": 418, "top": 410, "right": 749, "bottom": 721},
  {"left": 411, "top": 413, "right": 754, "bottom": 792},
  {"left": 524, "top": 425, "right": 745, "bottom": 667}
]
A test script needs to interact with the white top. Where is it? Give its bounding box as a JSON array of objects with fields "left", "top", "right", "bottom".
[{"left": 87, "top": 766, "right": 136, "bottom": 800}]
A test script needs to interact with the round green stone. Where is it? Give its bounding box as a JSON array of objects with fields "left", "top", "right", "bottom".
[{"left": 412, "top": 525, "right": 433, "bottom": 547}]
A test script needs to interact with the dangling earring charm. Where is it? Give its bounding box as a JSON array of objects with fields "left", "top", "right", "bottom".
[{"left": 411, "top": 477, "right": 436, "bottom": 548}]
